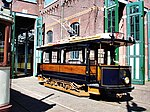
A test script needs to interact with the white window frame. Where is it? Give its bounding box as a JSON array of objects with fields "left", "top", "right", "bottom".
[
  {"left": 23, "top": 0, "right": 37, "bottom": 3},
  {"left": 44, "top": 0, "right": 58, "bottom": 8}
]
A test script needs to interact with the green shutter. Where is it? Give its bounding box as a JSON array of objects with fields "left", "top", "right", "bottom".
[
  {"left": 33, "top": 17, "right": 43, "bottom": 76},
  {"left": 36, "top": 17, "right": 43, "bottom": 46},
  {"left": 104, "top": 0, "right": 118, "bottom": 33},
  {"left": 126, "top": 1, "right": 145, "bottom": 84}
]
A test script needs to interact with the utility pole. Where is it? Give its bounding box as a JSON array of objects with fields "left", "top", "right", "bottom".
[{"left": 60, "top": 0, "right": 64, "bottom": 39}]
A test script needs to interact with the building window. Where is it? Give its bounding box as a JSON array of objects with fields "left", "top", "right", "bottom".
[
  {"left": 44, "top": 0, "right": 57, "bottom": 7},
  {"left": 69, "top": 22, "right": 80, "bottom": 37},
  {"left": 0, "top": 32, "right": 4, "bottom": 63},
  {"left": 47, "top": 30, "right": 53, "bottom": 43},
  {"left": 108, "top": 8, "right": 116, "bottom": 32},
  {"left": 108, "top": 0, "right": 115, "bottom": 6},
  {"left": 105, "top": 0, "right": 118, "bottom": 33},
  {"left": 129, "top": 5, "right": 140, "bottom": 40}
]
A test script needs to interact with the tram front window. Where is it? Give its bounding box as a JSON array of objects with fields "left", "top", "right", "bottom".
[
  {"left": 100, "top": 46, "right": 116, "bottom": 65},
  {"left": 110, "top": 46, "right": 115, "bottom": 65}
]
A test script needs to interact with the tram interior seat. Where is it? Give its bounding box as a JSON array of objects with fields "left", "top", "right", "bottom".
[
  {"left": 67, "top": 59, "right": 82, "bottom": 64},
  {"left": 90, "top": 60, "right": 97, "bottom": 65}
]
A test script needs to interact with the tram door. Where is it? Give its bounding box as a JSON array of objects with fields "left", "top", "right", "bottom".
[
  {"left": 88, "top": 49, "right": 106, "bottom": 82},
  {"left": 88, "top": 50, "right": 97, "bottom": 82},
  {"left": 126, "top": 1, "right": 145, "bottom": 84}
]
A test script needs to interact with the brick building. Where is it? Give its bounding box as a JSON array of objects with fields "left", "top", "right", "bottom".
[
  {"left": 10, "top": 0, "right": 150, "bottom": 84},
  {"left": 11, "top": 0, "right": 39, "bottom": 77},
  {"left": 0, "top": 0, "right": 13, "bottom": 111}
]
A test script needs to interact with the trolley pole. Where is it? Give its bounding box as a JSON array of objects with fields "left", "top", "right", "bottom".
[{"left": 60, "top": 0, "right": 64, "bottom": 39}]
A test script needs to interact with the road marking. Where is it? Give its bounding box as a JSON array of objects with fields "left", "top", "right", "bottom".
[{"left": 12, "top": 84, "right": 79, "bottom": 112}]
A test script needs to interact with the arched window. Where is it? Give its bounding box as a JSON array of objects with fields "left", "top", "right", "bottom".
[
  {"left": 69, "top": 22, "right": 80, "bottom": 37},
  {"left": 47, "top": 30, "right": 53, "bottom": 43}
]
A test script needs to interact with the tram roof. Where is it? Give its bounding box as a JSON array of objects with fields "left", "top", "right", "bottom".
[{"left": 37, "top": 33, "right": 135, "bottom": 52}]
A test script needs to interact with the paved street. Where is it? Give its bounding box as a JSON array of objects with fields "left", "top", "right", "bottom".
[{"left": 10, "top": 76, "right": 150, "bottom": 112}]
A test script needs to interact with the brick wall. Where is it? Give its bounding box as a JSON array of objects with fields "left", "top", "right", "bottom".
[
  {"left": 144, "top": 0, "right": 150, "bottom": 8},
  {"left": 0, "top": 1, "right": 3, "bottom": 7},
  {"left": 41, "top": 0, "right": 104, "bottom": 43},
  {"left": 12, "top": 0, "right": 39, "bottom": 16}
]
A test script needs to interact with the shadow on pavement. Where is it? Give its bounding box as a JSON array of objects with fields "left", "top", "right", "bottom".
[
  {"left": 11, "top": 74, "right": 33, "bottom": 79},
  {"left": 10, "top": 89, "right": 56, "bottom": 112},
  {"left": 126, "top": 101, "right": 147, "bottom": 112},
  {"left": 90, "top": 93, "right": 147, "bottom": 112},
  {"left": 89, "top": 93, "right": 133, "bottom": 102}
]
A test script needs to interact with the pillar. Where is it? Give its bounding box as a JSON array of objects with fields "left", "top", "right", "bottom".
[
  {"left": 24, "top": 32, "right": 28, "bottom": 75},
  {"left": 3, "top": 26, "right": 10, "bottom": 66}
]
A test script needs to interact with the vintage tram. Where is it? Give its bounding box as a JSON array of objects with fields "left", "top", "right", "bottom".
[{"left": 37, "top": 33, "right": 135, "bottom": 97}]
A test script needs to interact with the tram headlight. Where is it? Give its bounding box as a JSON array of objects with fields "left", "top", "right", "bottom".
[{"left": 124, "top": 77, "right": 130, "bottom": 84}]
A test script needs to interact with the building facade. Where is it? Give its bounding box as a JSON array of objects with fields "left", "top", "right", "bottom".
[
  {"left": 10, "top": 0, "right": 150, "bottom": 85},
  {"left": 37, "top": 0, "right": 150, "bottom": 84}
]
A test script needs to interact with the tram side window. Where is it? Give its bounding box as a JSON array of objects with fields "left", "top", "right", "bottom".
[
  {"left": 70, "top": 51, "right": 79, "bottom": 59},
  {"left": 44, "top": 52, "right": 50, "bottom": 63},
  {"left": 97, "top": 48, "right": 115, "bottom": 65},
  {"left": 0, "top": 32, "right": 4, "bottom": 63},
  {"left": 67, "top": 50, "right": 83, "bottom": 64},
  {"left": 52, "top": 51, "right": 57, "bottom": 63},
  {"left": 90, "top": 50, "right": 96, "bottom": 65},
  {"left": 98, "top": 49, "right": 105, "bottom": 64}
]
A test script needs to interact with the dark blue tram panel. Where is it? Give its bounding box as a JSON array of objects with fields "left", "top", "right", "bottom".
[
  {"left": 101, "top": 66, "right": 133, "bottom": 93},
  {"left": 88, "top": 66, "right": 134, "bottom": 96},
  {"left": 102, "top": 66, "right": 131, "bottom": 85}
]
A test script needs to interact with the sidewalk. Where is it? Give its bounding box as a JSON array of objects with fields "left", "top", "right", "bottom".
[
  {"left": 10, "top": 76, "right": 150, "bottom": 112},
  {"left": 130, "top": 81, "right": 150, "bottom": 110}
]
